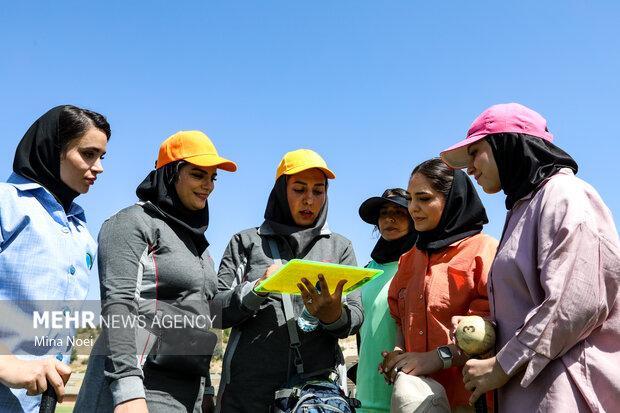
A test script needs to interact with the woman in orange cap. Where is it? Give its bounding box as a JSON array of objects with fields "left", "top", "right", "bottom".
[
  {"left": 75, "top": 131, "right": 236, "bottom": 413},
  {"left": 215, "top": 149, "right": 363, "bottom": 413}
]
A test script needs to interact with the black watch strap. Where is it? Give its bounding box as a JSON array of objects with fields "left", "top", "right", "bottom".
[{"left": 437, "top": 346, "right": 453, "bottom": 369}]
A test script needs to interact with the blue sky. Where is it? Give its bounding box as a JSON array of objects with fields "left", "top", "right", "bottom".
[{"left": 2, "top": 1, "right": 619, "bottom": 301}]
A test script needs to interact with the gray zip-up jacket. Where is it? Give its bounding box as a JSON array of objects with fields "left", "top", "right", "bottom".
[
  {"left": 215, "top": 222, "right": 363, "bottom": 412},
  {"left": 75, "top": 203, "right": 217, "bottom": 412}
]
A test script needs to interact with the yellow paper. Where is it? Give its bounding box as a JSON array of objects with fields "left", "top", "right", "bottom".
[{"left": 254, "top": 259, "right": 383, "bottom": 296}]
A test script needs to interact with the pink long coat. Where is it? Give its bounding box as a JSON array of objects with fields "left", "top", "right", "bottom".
[{"left": 490, "top": 169, "right": 620, "bottom": 412}]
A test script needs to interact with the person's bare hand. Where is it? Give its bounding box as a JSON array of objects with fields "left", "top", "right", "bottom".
[
  {"left": 253, "top": 264, "right": 284, "bottom": 296},
  {"left": 378, "top": 350, "right": 442, "bottom": 384},
  {"left": 297, "top": 274, "right": 347, "bottom": 324},
  {"left": 0, "top": 355, "right": 71, "bottom": 402},
  {"left": 449, "top": 315, "right": 468, "bottom": 348},
  {"left": 377, "top": 350, "right": 403, "bottom": 384},
  {"left": 462, "top": 356, "right": 510, "bottom": 405}
]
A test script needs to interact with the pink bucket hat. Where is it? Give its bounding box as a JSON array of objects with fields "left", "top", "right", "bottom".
[{"left": 440, "top": 103, "right": 554, "bottom": 169}]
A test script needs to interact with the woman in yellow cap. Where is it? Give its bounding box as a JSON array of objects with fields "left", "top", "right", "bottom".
[
  {"left": 215, "top": 149, "right": 363, "bottom": 412},
  {"left": 75, "top": 131, "right": 236, "bottom": 413}
]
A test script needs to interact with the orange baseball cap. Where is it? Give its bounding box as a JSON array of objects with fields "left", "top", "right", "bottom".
[
  {"left": 275, "top": 149, "right": 335, "bottom": 181},
  {"left": 156, "top": 130, "right": 237, "bottom": 171}
]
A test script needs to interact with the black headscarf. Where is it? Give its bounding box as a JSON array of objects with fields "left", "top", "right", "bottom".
[
  {"left": 136, "top": 162, "right": 209, "bottom": 254},
  {"left": 486, "top": 133, "right": 579, "bottom": 210},
  {"left": 371, "top": 231, "right": 418, "bottom": 264},
  {"left": 263, "top": 175, "right": 328, "bottom": 257},
  {"left": 359, "top": 193, "right": 418, "bottom": 264},
  {"left": 13, "top": 105, "right": 80, "bottom": 211},
  {"left": 415, "top": 170, "right": 488, "bottom": 252}
]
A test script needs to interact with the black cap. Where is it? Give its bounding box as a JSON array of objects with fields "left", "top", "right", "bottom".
[{"left": 358, "top": 194, "right": 410, "bottom": 225}]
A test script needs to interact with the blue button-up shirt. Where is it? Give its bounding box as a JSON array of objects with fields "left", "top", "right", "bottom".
[{"left": 0, "top": 173, "right": 96, "bottom": 412}]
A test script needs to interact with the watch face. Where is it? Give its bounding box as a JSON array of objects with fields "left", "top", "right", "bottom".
[{"left": 438, "top": 346, "right": 452, "bottom": 359}]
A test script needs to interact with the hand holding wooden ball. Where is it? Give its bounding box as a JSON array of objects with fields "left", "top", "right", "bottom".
[{"left": 455, "top": 316, "right": 496, "bottom": 355}]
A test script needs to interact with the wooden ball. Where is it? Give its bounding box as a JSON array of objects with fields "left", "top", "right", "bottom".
[{"left": 455, "top": 316, "right": 496, "bottom": 355}]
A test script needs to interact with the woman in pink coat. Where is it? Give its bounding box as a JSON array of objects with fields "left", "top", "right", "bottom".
[{"left": 440, "top": 103, "right": 620, "bottom": 412}]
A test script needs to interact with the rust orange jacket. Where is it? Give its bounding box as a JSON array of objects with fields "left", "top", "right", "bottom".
[{"left": 388, "top": 233, "right": 498, "bottom": 408}]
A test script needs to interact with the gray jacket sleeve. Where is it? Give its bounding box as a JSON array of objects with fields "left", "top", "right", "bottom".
[
  {"left": 215, "top": 232, "right": 267, "bottom": 328},
  {"left": 97, "top": 209, "right": 150, "bottom": 406},
  {"left": 320, "top": 238, "right": 364, "bottom": 339}
]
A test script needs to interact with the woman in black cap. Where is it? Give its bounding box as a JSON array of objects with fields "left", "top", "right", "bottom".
[
  {"left": 0, "top": 105, "right": 110, "bottom": 413},
  {"left": 355, "top": 188, "right": 417, "bottom": 413}
]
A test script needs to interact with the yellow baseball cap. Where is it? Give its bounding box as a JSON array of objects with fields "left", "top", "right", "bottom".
[
  {"left": 275, "top": 149, "right": 335, "bottom": 181},
  {"left": 156, "top": 130, "right": 237, "bottom": 171}
]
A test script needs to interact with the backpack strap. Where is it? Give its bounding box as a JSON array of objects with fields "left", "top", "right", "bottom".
[
  {"left": 267, "top": 238, "right": 305, "bottom": 376},
  {"left": 274, "top": 388, "right": 303, "bottom": 399}
]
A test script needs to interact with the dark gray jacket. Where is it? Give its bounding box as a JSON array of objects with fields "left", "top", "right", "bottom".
[
  {"left": 75, "top": 202, "right": 217, "bottom": 412},
  {"left": 215, "top": 222, "right": 363, "bottom": 413}
]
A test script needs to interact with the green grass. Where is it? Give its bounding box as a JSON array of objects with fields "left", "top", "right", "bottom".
[{"left": 56, "top": 405, "right": 74, "bottom": 413}]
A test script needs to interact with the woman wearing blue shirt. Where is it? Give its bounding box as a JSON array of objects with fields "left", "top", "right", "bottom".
[{"left": 0, "top": 105, "right": 110, "bottom": 412}]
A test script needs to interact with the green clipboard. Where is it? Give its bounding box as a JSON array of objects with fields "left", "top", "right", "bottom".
[{"left": 254, "top": 259, "right": 384, "bottom": 296}]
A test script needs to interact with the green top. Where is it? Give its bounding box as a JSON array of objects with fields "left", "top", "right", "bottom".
[{"left": 356, "top": 259, "right": 399, "bottom": 413}]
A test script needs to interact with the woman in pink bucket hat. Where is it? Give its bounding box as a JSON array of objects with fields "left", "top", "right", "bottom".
[{"left": 441, "top": 103, "right": 620, "bottom": 412}]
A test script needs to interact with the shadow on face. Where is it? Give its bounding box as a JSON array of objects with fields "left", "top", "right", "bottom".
[{"left": 377, "top": 203, "right": 412, "bottom": 241}]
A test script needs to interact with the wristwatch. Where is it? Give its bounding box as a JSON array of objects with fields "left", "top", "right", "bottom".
[{"left": 437, "top": 346, "right": 453, "bottom": 369}]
